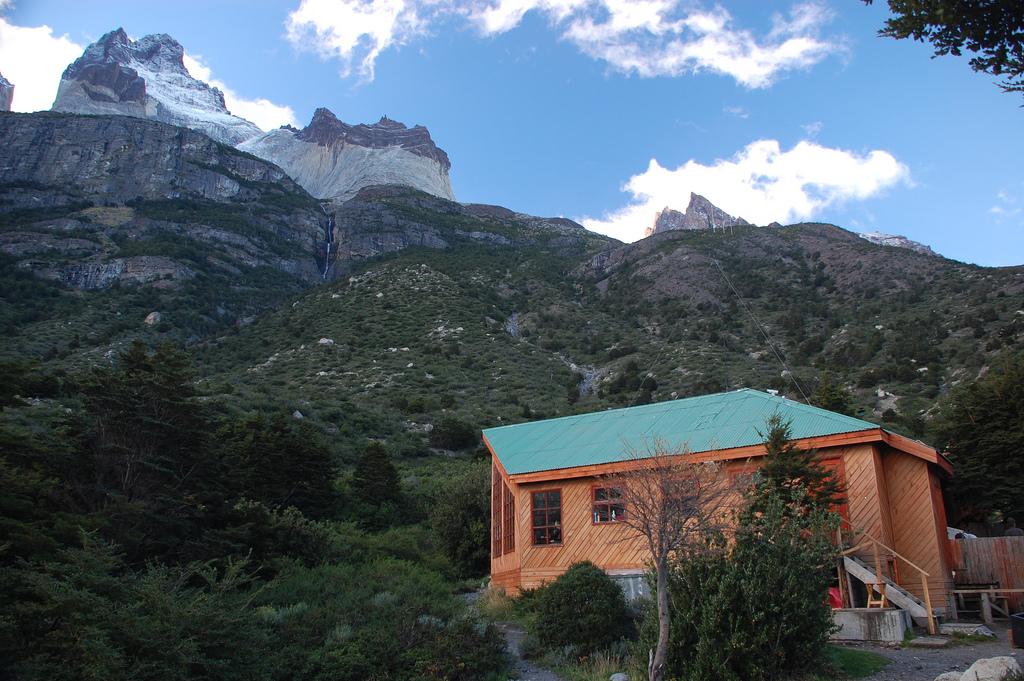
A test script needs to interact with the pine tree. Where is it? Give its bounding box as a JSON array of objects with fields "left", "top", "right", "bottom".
[{"left": 745, "top": 414, "right": 846, "bottom": 520}]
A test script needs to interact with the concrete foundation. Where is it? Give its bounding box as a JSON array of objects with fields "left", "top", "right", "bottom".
[{"left": 831, "top": 608, "right": 911, "bottom": 644}]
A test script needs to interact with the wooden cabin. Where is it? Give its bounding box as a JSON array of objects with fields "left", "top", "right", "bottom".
[{"left": 484, "top": 389, "right": 955, "bottom": 616}]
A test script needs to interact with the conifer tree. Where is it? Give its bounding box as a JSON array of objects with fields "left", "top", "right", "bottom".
[{"left": 746, "top": 414, "right": 846, "bottom": 520}]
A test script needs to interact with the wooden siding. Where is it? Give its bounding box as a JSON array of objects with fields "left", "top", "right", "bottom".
[
  {"left": 883, "top": 451, "right": 950, "bottom": 606},
  {"left": 516, "top": 476, "right": 649, "bottom": 590},
  {"left": 490, "top": 463, "right": 521, "bottom": 583},
  {"left": 841, "top": 443, "right": 894, "bottom": 551},
  {"left": 949, "top": 537, "right": 1024, "bottom": 611},
  {"left": 491, "top": 442, "right": 951, "bottom": 615}
]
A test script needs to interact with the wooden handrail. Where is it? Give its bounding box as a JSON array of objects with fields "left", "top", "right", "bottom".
[
  {"left": 837, "top": 519, "right": 936, "bottom": 635},
  {"left": 839, "top": 518, "right": 930, "bottom": 577}
]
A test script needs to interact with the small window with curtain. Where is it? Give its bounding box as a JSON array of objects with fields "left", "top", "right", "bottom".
[
  {"left": 592, "top": 486, "right": 625, "bottom": 523},
  {"left": 532, "top": 490, "right": 562, "bottom": 545}
]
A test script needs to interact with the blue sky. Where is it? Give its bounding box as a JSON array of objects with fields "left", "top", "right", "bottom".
[{"left": 1, "top": 0, "right": 1022, "bottom": 266}]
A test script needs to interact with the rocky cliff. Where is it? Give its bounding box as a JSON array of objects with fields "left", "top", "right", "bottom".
[
  {"left": 239, "top": 109, "right": 455, "bottom": 202},
  {"left": 0, "top": 71, "right": 12, "bottom": 111},
  {"left": 645, "top": 193, "right": 750, "bottom": 237},
  {"left": 0, "top": 112, "right": 325, "bottom": 290},
  {"left": 858, "top": 231, "right": 938, "bottom": 257},
  {"left": 51, "top": 28, "right": 262, "bottom": 146},
  {"left": 320, "top": 186, "right": 595, "bottom": 279}
]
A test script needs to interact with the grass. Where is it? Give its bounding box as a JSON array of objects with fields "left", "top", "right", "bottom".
[
  {"left": 549, "top": 645, "right": 634, "bottom": 681},
  {"left": 948, "top": 631, "right": 998, "bottom": 644},
  {"left": 823, "top": 645, "right": 890, "bottom": 678}
]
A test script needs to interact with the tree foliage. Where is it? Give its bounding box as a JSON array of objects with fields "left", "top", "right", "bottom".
[
  {"left": 813, "top": 371, "right": 854, "bottom": 416},
  {"left": 217, "top": 411, "right": 339, "bottom": 519},
  {"left": 350, "top": 441, "right": 404, "bottom": 530},
  {"left": 530, "top": 561, "right": 632, "bottom": 655},
  {"left": 610, "top": 437, "right": 731, "bottom": 681},
  {"left": 649, "top": 490, "right": 838, "bottom": 681},
  {"left": 0, "top": 343, "right": 510, "bottom": 680},
  {"left": 746, "top": 414, "right": 846, "bottom": 520},
  {"left": 428, "top": 462, "right": 491, "bottom": 578},
  {"left": 865, "top": 0, "right": 1024, "bottom": 95},
  {"left": 932, "top": 351, "right": 1024, "bottom": 521}
]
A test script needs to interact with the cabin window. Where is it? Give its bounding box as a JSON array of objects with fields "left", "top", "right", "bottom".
[
  {"left": 532, "top": 490, "right": 562, "bottom": 545},
  {"left": 732, "top": 471, "right": 762, "bottom": 489},
  {"left": 503, "top": 484, "right": 516, "bottom": 553},
  {"left": 492, "top": 466, "right": 503, "bottom": 558},
  {"left": 592, "top": 486, "right": 625, "bottom": 523}
]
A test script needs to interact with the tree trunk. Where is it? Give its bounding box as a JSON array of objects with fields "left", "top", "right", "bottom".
[{"left": 649, "top": 556, "right": 669, "bottom": 681}]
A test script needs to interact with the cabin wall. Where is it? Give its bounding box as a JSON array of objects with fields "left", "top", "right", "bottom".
[
  {"left": 489, "top": 462, "right": 522, "bottom": 591},
  {"left": 841, "top": 443, "right": 895, "bottom": 550},
  {"left": 883, "top": 451, "right": 950, "bottom": 607},
  {"left": 516, "top": 477, "right": 648, "bottom": 590}
]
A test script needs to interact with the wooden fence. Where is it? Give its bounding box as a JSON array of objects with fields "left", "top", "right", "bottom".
[{"left": 949, "top": 537, "right": 1024, "bottom": 613}]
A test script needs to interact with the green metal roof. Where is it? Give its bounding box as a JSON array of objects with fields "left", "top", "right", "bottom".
[{"left": 484, "top": 388, "right": 885, "bottom": 476}]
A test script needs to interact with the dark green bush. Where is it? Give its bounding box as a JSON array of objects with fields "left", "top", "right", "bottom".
[
  {"left": 428, "top": 417, "right": 478, "bottom": 450},
  {"left": 646, "top": 493, "right": 837, "bottom": 681},
  {"left": 533, "top": 561, "right": 631, "bottom": 655}
]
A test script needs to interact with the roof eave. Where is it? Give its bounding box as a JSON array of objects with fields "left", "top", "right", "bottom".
[{"left": 492, "top": 427, "right": 952, "bottom": 483}]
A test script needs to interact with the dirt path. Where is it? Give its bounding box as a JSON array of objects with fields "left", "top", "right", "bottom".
[
  {"left": 496, "top": 621, "right": 565, "bottom": 681},
  {"left": 853, "top": 627, "right": 1019, "bottom": 681}
]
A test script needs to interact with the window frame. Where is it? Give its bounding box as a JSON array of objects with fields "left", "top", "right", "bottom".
[
  {"left": 492, "top": 466, "right": 503, "bottom": 558},
  {"left": 502, "top": 483, "right": 516, "bottom": 553},
  {"left": 531, "top": 488, "right": 563, "bottom": 546},
  {"left": 591, "top": 485, "right": 626, "bottom": 524}
]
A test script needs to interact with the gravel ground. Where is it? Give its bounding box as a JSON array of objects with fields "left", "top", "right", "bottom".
[{"left": 849, "top": 624, "right": 1019, "bottom": 681}]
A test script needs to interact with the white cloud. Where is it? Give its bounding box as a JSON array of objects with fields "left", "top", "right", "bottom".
[
  {"left": 286, "top": 0, "right": 842, "bottom": 87},
  {"left": 724, "top": 105, "right": 747, "bottom": 119},
  {"left": 801, "top": 121, "right": 823, "bottom": 138},
  {"left": 183, "top": 55, "right": 299, "bottom": 130},
  {"left": 581, "top": 139, "right": 911, "bottom": 242},
  {"left": 286, "top": 0, "right": 449, "bottom": 81},
  {"left": 0, "top": 18, "right": 84, "bottom": 112},
  {"left": 989, "top": 185, "right": 1023, "bottom": 223}
]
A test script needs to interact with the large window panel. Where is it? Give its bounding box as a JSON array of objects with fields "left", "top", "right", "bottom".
[{"left": 531, "top": 489, "right": 562, "bottom": 545}]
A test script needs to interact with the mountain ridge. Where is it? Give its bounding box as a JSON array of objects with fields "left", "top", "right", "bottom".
[{"left": 51, "top": 28, "right": 262, "bottom": 146}]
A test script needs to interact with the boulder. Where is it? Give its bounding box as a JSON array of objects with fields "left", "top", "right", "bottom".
[{"left": 959, "top": 656, "right": 1022, "bottom": 681}]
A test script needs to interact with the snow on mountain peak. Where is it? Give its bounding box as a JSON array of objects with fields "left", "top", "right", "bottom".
[{"left": 52, "top": 28, "right": 262, "bottom": 146}]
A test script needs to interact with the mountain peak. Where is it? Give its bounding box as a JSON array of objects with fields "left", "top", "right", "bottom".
[
  {"left": 52, "top": 28, "right": 260, "bottom": 146},
  {"left": 0, "top": 70, "right": 13, "bottom": 111},
  {"left": 645, "top": 193, "right": 749, "bottom": 237},
  {"left": 858, "top": 232, "right": 937, "bottom": 256},
  {"left": 63, "top": 28, "right": 190, "bottom": 82},
  {"left": 294, "top": 108, "right": 450, "bottom": 170}
]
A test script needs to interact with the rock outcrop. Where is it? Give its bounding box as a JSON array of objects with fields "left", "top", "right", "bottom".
[
  {"left": 239, "top": 109, "right": 456, "bottom": 202},
  {"left": 645, "top": 193, "right": 750, "bottom": 237},
  {"left": 0, "top": 111, "right": 325, "bottom": 289},
  {"left": 51, "top": 28, "right": 262, "bottom": 146},
  {"left": 858, "top": 231, "right": 937, "bottom": 256},
  {"left": 0, "top": 71, "right": 13, "bottom": 111},
  {"left": 320, "top": 186, "right": 596, "bottom": 279}
]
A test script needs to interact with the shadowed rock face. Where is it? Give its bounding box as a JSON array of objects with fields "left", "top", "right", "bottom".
[
  {"left": 0, "top": 72, "right": 13, "bottom": 111},
  {"left": 297, "top": 109, "right": 451, "bottom": 170},
  {"left": 52, "top": 28, "right": 261, "bottom": 145},
  {"left": 239, "top": 108, "right": 456, "bottom": 202},
  {"left": 0, "top": 111, "right": 325, "bottom": 289}
]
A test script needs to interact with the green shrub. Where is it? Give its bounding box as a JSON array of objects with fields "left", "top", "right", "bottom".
[
  {"left": 428, "top": 416, "right": 478, "bottom": 450},
  {"left": 646, "top": 493, "right": 838, "bottom": 681},
  {"left": 533, "top": 561, "right": 631, "bottom": 655}
]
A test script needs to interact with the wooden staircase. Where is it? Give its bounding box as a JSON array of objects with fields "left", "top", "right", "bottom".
[
  {"left": 838, "top": 521, "right": 937, "bottom": 634},
  {"left": 844, "top": 555, "right": 930, "bottom": 623}
]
